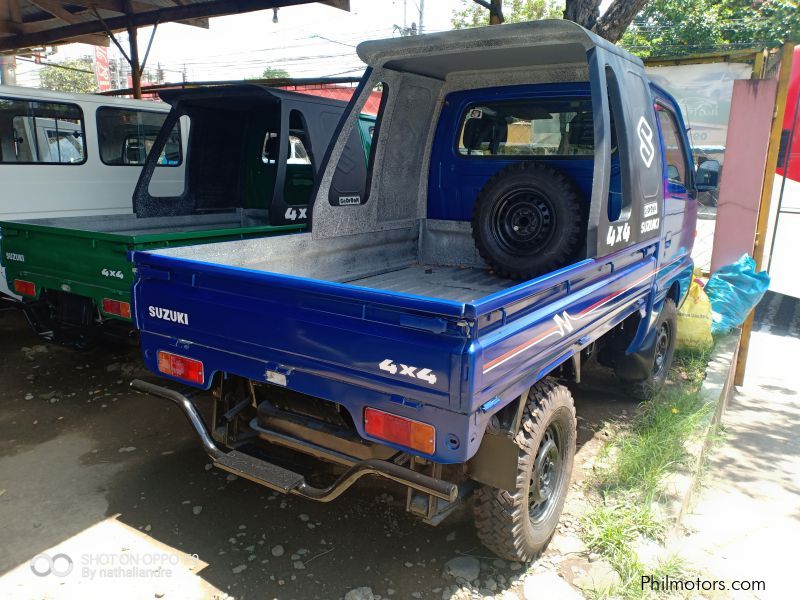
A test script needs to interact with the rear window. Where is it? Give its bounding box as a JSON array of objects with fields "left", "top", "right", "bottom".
[
  {"left": 457, "top": 98, "right": 593, "bottom": 158},
  {"left": 97, "top": 107, "right": 181, "bottom": 166},
  {"left": 0, "top": 97, "right": 86, "bottom": 164}
]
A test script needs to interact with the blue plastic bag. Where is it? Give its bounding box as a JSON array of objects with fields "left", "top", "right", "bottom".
[{"left": 705, "top": 255, "right": 770, "bottom": 335}]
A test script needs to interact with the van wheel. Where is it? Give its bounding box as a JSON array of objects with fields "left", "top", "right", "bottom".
[
  {"left": 473, "top": 378, "right": 576, "bottom": 562},
  {"left": 471, "top": 163, "right": 585, "bottom": 280},
  {"left": 617, "top": 298, "right": 677, "bottom": 400}
]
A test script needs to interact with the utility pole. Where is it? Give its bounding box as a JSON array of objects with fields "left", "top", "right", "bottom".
[
  {"left": 0, "top": 54, "right": 16, "bottom": 86},
  {"left": 418, "top": 0, "right": 424, "bottom": 34}
]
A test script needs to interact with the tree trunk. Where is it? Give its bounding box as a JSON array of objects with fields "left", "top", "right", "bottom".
[
  {"left": 593, "top": 0, "right": 649, "bottom": 43},
  {"left": 563, "top": 0, "right": 601, "bottom": 32},
  {"left": 564, "top": 0, "right": 649, "bottom": 43}
]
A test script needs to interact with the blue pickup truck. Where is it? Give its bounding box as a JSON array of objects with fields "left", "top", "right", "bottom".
[{"left": 131, "top": 21, "right": 700, "bottom": 561}]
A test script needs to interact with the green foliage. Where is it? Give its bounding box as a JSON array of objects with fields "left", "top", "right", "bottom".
[
  {"left": 256, "top": 66, "right": 291, "bottom": 79},
  {"left": 39, "top": 59, "right": 98, "bottom": 95},
  {"left": 451, "top": 0, "right": 564, "bottom": 29},
  {"left": 622, "top": 0, "right": 800, "bottom": 58}
]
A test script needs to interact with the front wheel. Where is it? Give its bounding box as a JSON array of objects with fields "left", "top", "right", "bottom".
[
  {"left": 473, "top": 378, "right": 577, "bottom": 562},
  {"left": 617, "top": 298, "right": 678, "bottom": 400}
]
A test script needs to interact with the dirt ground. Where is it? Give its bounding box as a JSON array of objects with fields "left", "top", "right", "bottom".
[{"left": 0, "top": 307, "right": 638, "bottom": 600}]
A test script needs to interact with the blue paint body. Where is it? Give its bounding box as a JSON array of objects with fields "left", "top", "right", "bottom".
[{"left": 132, "top": 82, "right": 696, "bottom": 466}]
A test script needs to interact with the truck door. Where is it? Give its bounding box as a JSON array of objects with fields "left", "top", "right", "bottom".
[{"left": 653, "top": 99, "right": 696, "bottom": 270}]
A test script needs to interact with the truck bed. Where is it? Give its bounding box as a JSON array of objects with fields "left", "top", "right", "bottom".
[
  {"left": 1, "top": 210, "right": 302, "bottom": 321},
  {"left": 134, "top": 218, "right": 668, "bottom": 462},
  {"left": 346, "top": 264, "right": 513, "bottom": 303},
  {"left": 2, "top": 209, "right": 275, "bottom": 243}
]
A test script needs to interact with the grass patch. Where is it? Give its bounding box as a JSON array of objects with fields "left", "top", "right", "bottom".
[
  {"left": 597, "top": 388, "right": 713, "bottom": 500},
  {"left": 582, "top": 502, "right": 697, "bottom": 599},
  {"left": 579, "top": 349, "right": 719, "bottom": 598},
  {"left": 673, "top": 347, "right": 714, "bottom": 388}
]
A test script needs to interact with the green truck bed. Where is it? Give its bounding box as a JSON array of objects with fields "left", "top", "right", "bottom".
[{"left": 1, "top": 211, "right": 302, "bottom": 321}]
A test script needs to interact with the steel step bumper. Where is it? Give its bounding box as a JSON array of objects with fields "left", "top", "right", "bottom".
[{"left": 131, "top": 379, "right": 458, "bottom": 503}]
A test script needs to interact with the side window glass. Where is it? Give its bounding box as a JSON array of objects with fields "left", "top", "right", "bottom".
[
  {"left": 0, "top": 98, "right": 85, "bottom": 164},
  {"left": 328, "top": 82, "right": 386, "bottom": 207},
  {"left": 262, "top": 132, "right": 279, "bottom": 164},
  {"left": 97, "top": 107, "right": 179, "bottom": 166},
  {"left": 656, "top": 106, "right": 689, "bottom": 186},
  {"left": 456, "top": 98, "right": 594, "bottom": 157},
  {"left": 284, "top": 109, "right": 314, "bottom": 206}
]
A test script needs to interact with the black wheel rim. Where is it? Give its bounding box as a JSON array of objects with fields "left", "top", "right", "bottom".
[
  {"left": 529, "top": 421, "right": 566, "bottom": 524},
  {"left": 652, "top": 321, "right": 672, "bottom": 377},
  {"left": 489, "top": 188, "right": 556, "bottom": 256}
]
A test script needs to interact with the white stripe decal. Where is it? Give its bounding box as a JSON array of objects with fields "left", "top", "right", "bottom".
[{"left": 482, "top": 257, "right": 684, "bottom": 374}]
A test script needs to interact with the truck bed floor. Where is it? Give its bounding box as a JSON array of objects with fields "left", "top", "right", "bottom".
[{"left": 345, "top": 264, "right": 515, "bottom": 303}]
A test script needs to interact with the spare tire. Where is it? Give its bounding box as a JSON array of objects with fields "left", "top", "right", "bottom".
[{"left": 471, "top": 162, "right": 586, "bottom": 280}]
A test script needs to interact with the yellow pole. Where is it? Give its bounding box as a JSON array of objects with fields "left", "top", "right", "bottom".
[{"left": 734, "top": 43, "right": 795, "bottom": 386}]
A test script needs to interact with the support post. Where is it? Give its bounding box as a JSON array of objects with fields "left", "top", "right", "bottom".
[
  {"left": 127, "top": 22, "right": 141, "bottom": 99},
  {"left": 0, "top": 54, "right": 15, "bottom": 85},
  {"left": 734, "top": 43, "right": 795, "bottom": 386}
]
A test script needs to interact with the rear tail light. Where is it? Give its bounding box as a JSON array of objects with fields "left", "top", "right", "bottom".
[
  {"left": 102, "top": 298, "right": 131, "bottom": 319},
  {"left": 364, "top": 407, "right": 435, "bottom": 455},
  {"left": 157, "top": 350, "right": 204, "bottom": 384},
  {"left": 13, "top": 279, "right": 36, "bottom": 296}
]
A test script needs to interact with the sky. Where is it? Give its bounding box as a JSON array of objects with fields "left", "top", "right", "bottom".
[
  {"left": 13, "top": 0, "right": 614, "bottom": 88},
  {"left": 14, "top": 0, "right": 466, "bottom": 87}
]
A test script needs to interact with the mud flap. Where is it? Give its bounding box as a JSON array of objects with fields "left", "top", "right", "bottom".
[
  {"left": 613, "top": 297, "right": 665, "bottom": 382},
  {"left": 466, "top": 431, "right": 520, "bottom": 492}
]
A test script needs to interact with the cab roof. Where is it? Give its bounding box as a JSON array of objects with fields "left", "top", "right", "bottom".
[{"left": 356, "top": 19, "right": 643, "bottom": 80}]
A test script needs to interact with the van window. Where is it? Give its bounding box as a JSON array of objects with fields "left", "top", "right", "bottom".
[
  {"left": 457, "top": 98, "right": 594, "bottom": 157},
  {"left": 656, "top": 105, "right": 689, "bottom": 186},
  {"left": 97, "top": 107, "right": 180, "bottom": 166},
  {"left": 0, "top": 97, "right": 85, "bottom": 164}
]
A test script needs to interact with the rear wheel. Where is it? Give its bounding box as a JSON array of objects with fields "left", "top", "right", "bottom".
[{"left": 473, "top": 378, "right": 577, "bottom": 561}]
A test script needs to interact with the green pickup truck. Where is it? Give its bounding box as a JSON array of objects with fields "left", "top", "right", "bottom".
[{"left": 1, "top": 84, "right": 374, "bottom": 347}]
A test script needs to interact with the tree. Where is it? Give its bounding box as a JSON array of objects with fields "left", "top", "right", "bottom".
[
  {"left": 621, "top": 0, "right": 800, "bottom": 57},
  {"left": 452, "top": 0, "right": 563, "bottom": 29},
  {"left": 39, "top": 59, "right": 98, "bottom": 94},
  {"left": 452, "top": 0, "right": 651, "bottom": 43},
  {"left": 256, "top": 66, "right": 291, "bottom": 79}
]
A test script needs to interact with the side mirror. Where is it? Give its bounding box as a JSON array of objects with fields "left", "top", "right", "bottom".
[{"left": 696, "top": 159, "right": 720, "bottom": 191}]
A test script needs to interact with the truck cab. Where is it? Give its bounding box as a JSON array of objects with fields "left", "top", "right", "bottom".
[{"left": 131, "top": 21, "right": 701, "bottom": 562}]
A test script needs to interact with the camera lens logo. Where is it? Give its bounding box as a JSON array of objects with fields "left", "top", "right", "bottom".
[{"left": 30, "top": 553, "right": 74, "bottom": 577}]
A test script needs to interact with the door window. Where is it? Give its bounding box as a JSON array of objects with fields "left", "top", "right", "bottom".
[{"left": 656, "top": 105, "right": 689, "bottom": 187}]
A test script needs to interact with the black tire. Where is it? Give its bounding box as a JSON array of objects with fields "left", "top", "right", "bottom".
[
  {"left": 473, "top": 378, "right": 577, "bottom": 562},
  {"left": 471, "top": 163, "right": 585, "bottom": 280},
  {"left": 617, "top": 298, "right": 678, "bottom": 400}
]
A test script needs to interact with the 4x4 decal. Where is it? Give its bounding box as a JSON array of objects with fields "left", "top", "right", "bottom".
[{"left": 379, "top": 359, "right": 437, "bottom": 385}]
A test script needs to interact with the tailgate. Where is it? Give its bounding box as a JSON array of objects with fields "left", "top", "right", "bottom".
[
  {"left": 0, "top": 223, "right": 132, "bottom": 305},
  {"left": 133, "top": 251, "right": 472, "bottom": 410}
]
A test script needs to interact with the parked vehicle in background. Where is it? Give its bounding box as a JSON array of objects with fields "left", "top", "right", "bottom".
[
  {"left": 131, "top": 22, "right": 704, "bottom": 561},
  {"left": 766, "top": 46, "right": 800, "bottom": 298},
  {"left": 0, "top": 85, "right": 185, "bottom": 299},
  {"left": 1, "top": 85, "right": 374, "bottom": 347}
]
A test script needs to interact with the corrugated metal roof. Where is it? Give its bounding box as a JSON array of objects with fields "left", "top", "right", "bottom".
[{"left": 0, "top": 0, "right": 348, "bottom": 53}]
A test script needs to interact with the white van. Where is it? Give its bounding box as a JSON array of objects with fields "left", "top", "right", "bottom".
[{"left": 0, "top": 85, "right": 187, "bottom": 297}]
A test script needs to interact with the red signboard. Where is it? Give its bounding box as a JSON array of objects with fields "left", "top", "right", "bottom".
[{"left": 95, "top": 46, "right": 111, "bottom": 92}]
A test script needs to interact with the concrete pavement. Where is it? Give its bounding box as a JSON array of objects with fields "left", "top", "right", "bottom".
[{"left": 677, "top": 296, "right": 800, "bottom": 599}]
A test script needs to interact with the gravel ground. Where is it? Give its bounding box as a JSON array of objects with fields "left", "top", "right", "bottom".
[{"left": 0, "top": 308, "right": 638, "bottom": 600}]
